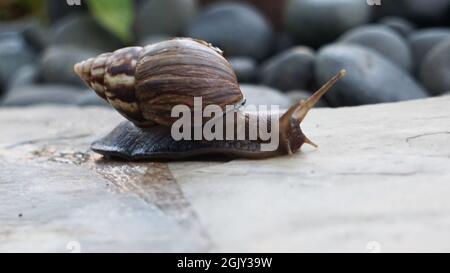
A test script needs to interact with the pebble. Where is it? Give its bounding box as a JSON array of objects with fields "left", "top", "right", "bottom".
[
  {"left": 373, "top": 0, "right": 450, "bottom": 25},
  {"left": 135, "top": 0, "right": 198, "bottom": 40},
  {"left": 0, "top": 18, "right": 48, "bottom": 52},
  {"left": 2, "top": 84, "right": 85, "bottom": 106},
  {"left": 260, "top": 46, "right": 315, "bottom": 91},
  {"left": 240, "top": 84, "right": 292, "bottom": 109},
  {"left": 315, "top": 44, "right": 427, "bottom": 106},
  {"left": 409, "top": 28, "right": 450, "bottom": 76},
  {"left": 228, "top": 57, "right": 258, "bottom": 83},
  {"left": 187, "top": 2, "right": 273, "bottom": 60},
  {"left": 420, "top": 38, "right": 450, "bottom": 96},
  {"left": 0, "top": 32, "right": 35, "bottom": 89},
  {"left": 0, "top": 80, "right": 4, "bottom": 102},
  {"left": 40, "top": 45, "right": 98, "bottom": 86},
  {"left": 284, "top": 0, "right": 370, "bottom": 47},
  {"left": 138, "top": 35, "right": 172, "bottom": 47},
  {"left": 49, "top": 14, "right": 123, "bottom": 52},
  {"left": 339, "top": 25, "right": 412, "bottom": 71},
  {"left": 76, "top": 91, "right": 110, "bottom": 107},
  {"left": 7, "top": 64, "right": 40, "bottom": 90},
  {"left": 379, "top": 16, "right": 415, "bottom": 38},
  {"left": 273, "top": 32, "right": 296, "bottom": 54},
  {"left": 286, "top": 90, "right": 327, "bottom": 107}
]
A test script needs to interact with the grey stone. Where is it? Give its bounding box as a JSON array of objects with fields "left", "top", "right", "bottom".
[
  {"left": 0, "top": 32, "right": 35, "bottom": 93},
  {"left": 187, "top": 2, "right": 273, "bottom": 60},
  {"left": 284, "top": 0, "right": 370, "bottom": 47},
  {"left": 260, "top": 46, "right": 315, "bottom": 92},
  {"left": 0, "top": 79, "right": 4, "bottom": 102},
  {"left": 0, "top": 18, "right": 48, "bottom": 52},
  {"left": 138, "top": 34, "right": 172, "bottom": 47},
  {"left": 240, "top": 84, "right": 292, "bottom": 109},
  {"left": 373, "top": 0, "right": 450, "bottom": 24},
  {"left": 228, "top": 57, "right": 258, "bottom": 83},
  {"left": 315, "top": 44, "right": 427, "bottom": 106},
  {"left": 135, "top": 0, "right": 198, "bottom": 40},
  {"left": 273, "top": 32, "right": 296, "bottom": 54},
  {"left": 49, "top": 14, "right": 123, "bottom": 52},
  {"left": 76, "top": 91, "right": 110, "bottom": 107},
  {"left": 286, "top": 90, "right": 327, "bottom": 107},
  {"left": 409, "top": 28, "right": 450, "bottom": 76},
  {"left": 2, "top": 84, "right": 84, "bottom": 106},
  {"left": 379, "top": 16, "right": 415, "bottom": 38},
  {"left": 420, "top": 38, "right": 450, "bottom": 96},
  {"left": 7, "top": 64, "right": 40, "bottom": 90},
  {"left": 339, "top": 25, "right": 412, "bottom": 72},
  {"left": 40, "top": 46, "right": 98, "bottom": 86}
]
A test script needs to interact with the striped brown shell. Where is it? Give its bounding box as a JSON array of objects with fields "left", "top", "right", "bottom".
[{"left": 74, "top": 38, "right": 245, "bottom": 127}]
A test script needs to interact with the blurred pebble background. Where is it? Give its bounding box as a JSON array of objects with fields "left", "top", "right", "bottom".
[{"left": 0, "top": 0, "right": 449, "bottom": 108}]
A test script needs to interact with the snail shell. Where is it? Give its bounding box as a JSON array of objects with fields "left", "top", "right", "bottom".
[{"left": 74, "top": 38, "right": 244, "bottom": 127}]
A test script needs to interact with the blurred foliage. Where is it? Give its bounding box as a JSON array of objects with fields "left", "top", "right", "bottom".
[
  {"left": 87, "top": 0, "right": 134, "bottom": 42},
  {"left": 0, "top": 0, "right": 47, "bottom": 21},
  {"left": 0, "top": 0, "right": 135, "bottom": 43}
]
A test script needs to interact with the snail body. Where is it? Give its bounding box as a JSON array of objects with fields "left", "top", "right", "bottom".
[{"left": 75, "top": 38, "right": 346, "bottom": 160}]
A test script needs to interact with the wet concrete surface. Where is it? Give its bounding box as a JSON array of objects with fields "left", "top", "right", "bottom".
[
  {"left": 0, "top": 107, "right": 210, "bottom": 252},
  {"left": 1, "top": 96, "right": 450, "bottom": 252}
]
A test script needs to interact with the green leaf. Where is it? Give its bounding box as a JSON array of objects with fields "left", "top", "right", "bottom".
[{"left": 87, "top": 0, "right": 134, "bottom": 43}]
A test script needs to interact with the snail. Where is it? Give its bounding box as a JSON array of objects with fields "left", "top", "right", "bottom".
[{"left": 74, "top": 38, "right": 346, "bottom": 160}]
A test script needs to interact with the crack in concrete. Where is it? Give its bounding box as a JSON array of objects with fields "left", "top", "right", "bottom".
[
  {"left": 92, "top": 160, "right": 213, "bottom": 251},
  {"left": 337, "top": 171, "right": 418, "bottom": 177},
  {"left": 405, "top": 132, "right": 450, "bottom": 143}
]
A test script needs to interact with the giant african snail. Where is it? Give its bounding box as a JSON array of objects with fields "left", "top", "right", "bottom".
[{"left": 74, "top": 38, "right": 346, "bottom": 160}]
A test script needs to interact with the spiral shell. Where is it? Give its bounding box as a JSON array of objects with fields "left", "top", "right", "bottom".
[{"left": 74, "top": 38, "right": 244, "bottom": 127}]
